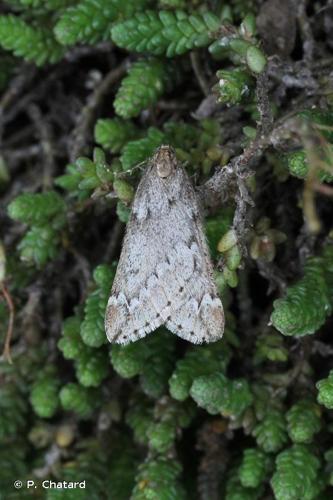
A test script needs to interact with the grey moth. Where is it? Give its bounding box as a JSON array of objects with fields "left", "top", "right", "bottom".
[{"left": 105, "top": 145, "right": 224, "bottom": 344}]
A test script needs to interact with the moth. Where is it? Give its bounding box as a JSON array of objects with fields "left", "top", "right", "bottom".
[{"left": 105, "top": 145, "right": 224, "bottom": 344}]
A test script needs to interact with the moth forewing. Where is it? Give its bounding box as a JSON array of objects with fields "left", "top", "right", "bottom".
[{"left": 105, "top": 145, "right": 224, "bottom": 344}]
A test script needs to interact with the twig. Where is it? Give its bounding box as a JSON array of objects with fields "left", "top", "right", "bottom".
[
  {"left": 200, "top": 110, "right": 303, "bottom": 207},
  {"left": 3, "top": 144, "right": 42, "bottom": 163},
  {"left": 197, "top": 420, "right": 229, "bottom": 500},
  {"left": 190, "top": 52, "right": 210, "bottom": 97},
  {"left": 313, "top": 182, "right": 333, "bottom": 196},
  {"left": 64, "top": 42, "right": 112, "bottom": 62},
  {"left": 1, "top": 283, "right": 15, "bottom": 364},
  {"left": 255, "top": 71, "right": 274, "bottom": 134},
  {"left": 2, "top": 65, "right": 70, "bottom": 127},
  {"left": 0, "top": 64, "right": 36, "bottom": 144},
  {"left": 70, "top": 61, "right": 128, "bottom": 161},
  {"left": 256, "top": 260, "right": 286, "bottom": 293},
  {"left": 296, "top": 0, "right": 315, "bottom": 63},
  {"left": 28, "top": 104, "right": 56, "bottom": 189},
  {"left": 303, "top": 169, "right": 321, "bottom": 234}
]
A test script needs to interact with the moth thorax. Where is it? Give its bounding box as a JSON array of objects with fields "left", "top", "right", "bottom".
[{"left": 153, "top": 145, "right": 177, "bottom": 178}]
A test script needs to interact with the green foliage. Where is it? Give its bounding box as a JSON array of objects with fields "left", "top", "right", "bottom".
[
  {"left": 217, "top": 229, "right": 243, "bottom": 287},
  {"left": 317, "top": 370, "right": 333, "bottom": 409},
  {"left": 8, "top": 191, "right": 67, "bottom": 267},
  {"left": 146, "top": 398, "right": 195, "bottom": 453},
  {"left": 29, "top": 366, "right": 60, "bottom": 418},
  {"left": 16, "top": 0, "right": 73, "bottom": 8},
  {"left": 205, "top": 212, "right": 234, "bottom": 259},
  {"left": 245, "top": 45, "right": 267, "bottom": 74},
  {"left": 94, "top": 118, "right": 139, "bottom": 152},
  {"left": 0, "top": 444, "right": 28, "bottom": 496},
  {"left": 271, "top": 244, "right": 333, "bottom": 336},
  {"left": 252, "top": 408, "right": 288, "bottom": 453},
  {"left": 59, "top": 383, "right": 98, "bottom": 418},
  {"left": 119, "top": 118, "right": 224, "bottom": 173},
  {"left": 283, "top": 149, "right": 333, "bottom": 181},
  {"left": 75, "top": 348, "right": 109, "bottom": 387},
  {"left": 301, "top": 108, "right": 333, "bottom": 142},
  {"left": 120, "top": 127, "right": 166, "bottom": 171},
  {"left": 169, "top": 341, "right": 231, "bottom": 401},
  {"left": 105, "top": 440, "right": 138, "bottom": 499},
  {"left": 113, "top": 178, "right": 135, "bottom": 203},
  {"left": 286, "top": 399, "right": 322, "bottom": 443},
  {"left": 58, "top": 316, "right": 86, "bottom": 360},
  {"left": 147, "top": 421, "right": 176, "bottom": 453},
  {"left": 54, "top": 0, "right": 150, "bottom": 46},
  {"left": 114, "top": 58, "right": 175, "bottom": 119},
  {"left": 46, "top": 442, "right": 108, "bottom": 500},
  {"left": 139, "top": 332, "right": 176, "bottom": 398},
  {"left": 271, "top": 445, "right": 322, "bottom": 500},
  {"left": 230, "top": 0, "right": 256, "bottom": 19},
  {"left": 248, "top": 216, "right": 287, "bottom": 263},
  {"left": 225, "top": 466, "right": 263, "bottom": 500},
  {"left": 80, "top": 264, "right": 116, "bottom": 347},
  {"left": 18, "top": 225, "right": 61, "bottom": 266},
  {"left": 324, "top": 449, "right": 333, "bottom": 487},
  {"left": 215, "top": 68, "right": 254, "bottom": 105},
  {"left": 0, "top": 15, "right": 63, "bottom": 65},
  {"left": 111, "top": 329, "right": 176, "bottom": 398},
  {"left": 58, "top": 309, "right": 110, "bottom": 388},
  {"left": 190, "top": 372, "right": 253, "bottom": 417},
  {"left": 55, "top": 148, "right": 114, "bottom": 199},
  {"left": 126, "top": 396, "right": 154, "bottom": 445},
  {"left": 131, "top": 456, "right": 186, "bottom": 500},
  {"left": 254, "top": 331, "right": 288, "bottom": 363},
  {"left": 0, "top": 382, "right": 28, "bottom": 440},
  {"left": 111, "top": 341, "right": 151, "bottom": 379},
  {"left": 8, "top": 191, "right": 65, "bottom": 225},
  {"left": 239, "top": 448, "right": 271, "bottom": 488},
  {"left": 111, "top": 10, "right": 220, "bottom": 57},
  {"left": 116, "top": 200, "right": 131, "bottom": 222},
  {"left": 209, "top": 13, "right": 267, "bottom": 74}
]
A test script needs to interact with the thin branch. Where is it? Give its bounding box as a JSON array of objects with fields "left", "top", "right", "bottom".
[
  {"left": 190, "top": 51, "right": 210, "bottom": 97},
  {"left": 0, "top": 64, "right": 36, "bottom": 144},
  {"left": 296, "top": 0, "right": 315, "bottom": 63},
  {"left": 28, "top": 104, "right": 56, "bottom": 189},
  {"left": 255, "top": 71, "right": 274, "bottom": 134},
  {"left": 313, "top": 182, "right": 333, "bottom": 197},
  {"left": 199, "top": 111, "right": 302, "bottom": 207},
  {"left": 70, "top": 61, "right": 128, "bottom": 161},
  {"left": 1, "top": 283, "right": 15, "bottom": 364}
]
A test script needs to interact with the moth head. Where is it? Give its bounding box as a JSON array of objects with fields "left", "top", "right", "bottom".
[{"left": 153, "top": 145, "right": 178, "bottom": 178}]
